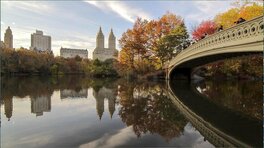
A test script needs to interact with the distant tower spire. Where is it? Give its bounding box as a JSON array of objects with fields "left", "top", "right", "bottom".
[
  {"left": 108, "top": 28, "right": 116, "bottom": 50},
  {"left": 4, "top": 97, "right": 13, "bottom": 121},
  {"left": 4, "top": 26, "right": 13, "bottom": 49},
  {"left": 108, "top": 97, "right": 116, "bottom": 119},
  {"left": 96, "top": 26, "right": 104, "bottom": 49}
]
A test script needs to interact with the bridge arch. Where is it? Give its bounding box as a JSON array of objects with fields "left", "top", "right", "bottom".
[{"left": 168, "top": 16, "right": 263, "bottom": 80}]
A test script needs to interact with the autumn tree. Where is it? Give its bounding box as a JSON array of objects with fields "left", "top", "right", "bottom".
[
  {"left": 199, "top": 1, "right": 264, "bottom": 80},
  {"left": 119, "top": 12, "right": 187, "bottom": 75},
  {"left": 119, "top": 18, "right": 149, "bottom": 75},
  {"left": 214, "top": 8, "right": 240, "bottom": 29},
  {"left": 239, "top": 3, "right": 263, "bottom": 20},
  {"left": 157, "top": 23, "right": 190, "bottom": 65},
  {"left": 146, "top": 12, "right": 184, "bottom": 69},
  {"left": 214, "top": 2, "right": 263, "bottom": 29},
  {"left": 192, "top": 20, "right": 217, "bottom": 41}
]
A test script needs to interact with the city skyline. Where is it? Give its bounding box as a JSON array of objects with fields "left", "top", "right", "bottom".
[{"left": 1, "top": 1, "right": 241, "bottom": 58}]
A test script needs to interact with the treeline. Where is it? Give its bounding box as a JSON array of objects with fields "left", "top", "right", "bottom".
[
  {"left": 0, "top": 47, "right": 119, "bottom": 77},
  {"left": 118, "top": 1, "right": 263, "bottom": 79},
  {"left": 203, "top": 54, "right": 263, "bottom": 79},
  {"left": 1, "top": 76, "right": 117, "bottom": 100},
  {"left": 1, "top": 2, "right": 262, "bottom": 79}
]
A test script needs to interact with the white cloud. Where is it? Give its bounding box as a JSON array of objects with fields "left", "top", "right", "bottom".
[
  {"left": 53, "top": 40, "right": 94, "bottom": 50},
  {"left": 79, "top": 126, "right": 136, "bottom": 148},
  {"left": 2, "top": 1, "right": 54, "bottom": 15},
  {"left": 186, "top": 1, "right": 231, "bottom": 22},
  {"left": 85, "top": 1, "right": 152, "bottom": 23}
]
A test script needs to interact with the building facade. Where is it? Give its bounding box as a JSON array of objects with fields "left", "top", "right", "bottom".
[
  {"left": 60, "top": 48, "right": 88, "bottom": 59},
  {"left": 4, "top": 26, "right": 13, "bottom": 49},
  {"left": 93, "top": 27, "right": 118, "bottom": 61},
  {"left": 30, "top": 30, "right": 51, "bottom": 51}
]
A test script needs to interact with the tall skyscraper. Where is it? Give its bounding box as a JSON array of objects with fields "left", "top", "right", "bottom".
[
  {"left": 30, "top": 30, "right": 51, "bottom": 51},
  {"left": 4, "top": 26, "right": 13, "bottom": 49}
]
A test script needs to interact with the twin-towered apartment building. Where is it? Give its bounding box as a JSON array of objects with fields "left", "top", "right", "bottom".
[
  {"left": 60, "top": 27, "right": 118, "bottom": 61},
  {"left": 2, "top": 26, "right": 118, "bottom": 61}
]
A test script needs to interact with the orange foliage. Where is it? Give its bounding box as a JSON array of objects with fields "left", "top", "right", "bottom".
[{"left": 119, "top": 12, "right": 184, "bottom": 74}]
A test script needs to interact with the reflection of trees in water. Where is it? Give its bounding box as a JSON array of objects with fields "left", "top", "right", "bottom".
[
  {"left": 1, "top": 76, "right": 93, "bottom": 99},
  {"left": 1, "top": 76, "right": 53, "bottom": 99},
  {"left": 91, "top": 78, "right": 118, "bottom": 93},
  {"left": 1, "top": 77, "right": 55, "bottom": 120},
  {"left": 195, "top": 80, "right": 262, "bottom": 120},
  {"left": 1, "top": 76, "right": 120, "bottom": 120},
  {"left": 1, "top": 76, "right": 101, "bottom": 120},
  {"left": 1, "top": 77, "right": 187, "bottom": 141},
  {"left": 118, "top": 81, "right": 187, "bottom": 141},
  {"left": 1, "top": 76, "right": 119, "bottom": 103}
]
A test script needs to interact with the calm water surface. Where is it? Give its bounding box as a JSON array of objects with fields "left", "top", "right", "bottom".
[{"left": 1, "top": 76, "right": 262, "bottom": 148}]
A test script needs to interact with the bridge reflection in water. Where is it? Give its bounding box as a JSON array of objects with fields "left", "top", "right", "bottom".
[
  {"left": 1, "top": 77, "right": 262, "bottom": 147},
  {"left": 167, "top": 80, "right": 262, "bottom": 147}
]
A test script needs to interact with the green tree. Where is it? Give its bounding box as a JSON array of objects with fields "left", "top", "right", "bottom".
[{"left": 157, "top": 24, "right": 190, "bottom": 66}]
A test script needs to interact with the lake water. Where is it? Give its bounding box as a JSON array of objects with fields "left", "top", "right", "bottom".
[{"left": 1, "top": 76, "right": 262, "bottom": 148}]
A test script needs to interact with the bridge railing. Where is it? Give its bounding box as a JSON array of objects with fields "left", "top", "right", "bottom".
[{"left": 169, "top": 15, "right": 263, "bottom": 68}]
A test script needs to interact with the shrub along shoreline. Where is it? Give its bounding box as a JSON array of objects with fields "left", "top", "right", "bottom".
[
  {"left": 1, "top": 48, "right": 262, "bottom": 80},
  {"left": 0, "top": 47, "right": 119, "bottom": 78}
]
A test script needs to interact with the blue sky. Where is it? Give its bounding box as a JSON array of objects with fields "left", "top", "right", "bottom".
[{"left": 1, "top": 1, "right": 239, "bottom": 58}]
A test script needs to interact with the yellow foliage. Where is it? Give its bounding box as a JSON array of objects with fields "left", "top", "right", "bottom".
[
  {"left": 214, "top": 8, "right": 240, "bottom": 29},
  {"left": 214, "top": 3, "right": 263, "bottom": 29},
  {"left": 239, "top": 3, "right": 263, "bottom": 20}
]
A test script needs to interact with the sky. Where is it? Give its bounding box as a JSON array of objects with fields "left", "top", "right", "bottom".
[{"left": 1, "top": 1, "right": 240, "bottom": 58}]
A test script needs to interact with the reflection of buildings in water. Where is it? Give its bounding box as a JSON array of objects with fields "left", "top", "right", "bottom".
[
  {"left": 31, "top": 95, "right": 51, "bottom": 116},
  {"left": 60, "top": 89, "right": 88, "bottom": 99},
  {"left": 4, "top": 97, "right": 13, "bottom": 121},
  {"left": 93, "top": 87, "right": 116, "bottom": 120},
  {"left": 108, "top": 96, "right": 115, "bottom": 118},
  {"left": 96, "top": 95, "right": 104, "bottom": 120}
]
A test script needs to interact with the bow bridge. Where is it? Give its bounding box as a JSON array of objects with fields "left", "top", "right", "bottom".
[
  {"left": 166, "top": 81, "right": 262, "bottom": 147},
  {"left": 167, "top": 16, "right": 263, "bottom": 80}
]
